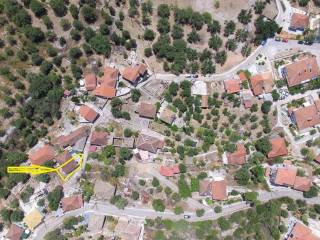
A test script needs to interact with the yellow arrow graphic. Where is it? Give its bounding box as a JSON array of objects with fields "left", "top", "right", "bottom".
[{"left": 7, "top": 153, "right": 84, "bottom": 182}]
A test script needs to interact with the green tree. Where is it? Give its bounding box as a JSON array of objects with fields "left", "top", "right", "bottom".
[
  {"left": 171, "top": 24, "right": 184, "bottom": 39},
  {"left": 254, "top": 1, "right": 266, "bottom": 14},
  {"left": 49, "top": 0, "right": 67, "bottom": 17},
  {"left": 132, "top": 191, "right": 139, "bottom": 200},
  {"left": 157, "top": 4, "right": 170, "bottom": 18},
  {"left": 242, "top": 191, "right": 258, "bottom": 204},
  {"left": 238, "top": 9, "right": 252, "bottom": 25},
  {"left": 261, "top": 101, "right": 272, "bottom": 114},
  {"left": 131, "top": 89, "right": 141, "bottom": 102},
  {"left": 69, "top": 47, "right": 82, "bottom": 59},
  {"left": 226, "top": 39, "right": 237, "bottom": 51},
  {"left": 174, "top": 206, "right": 184, "bottom": 215},
  {"left": 119, "top": 148, "right": 133, "bottom": 161},
  {"left": 89, "top": 34, "right": 111, "bottom": 56},
  {"left": 209, "top": 34, "right": 222, "bottom": 50},
  {"left": 235, "top": 166, "right": 251, "bottom": 185},
  {"left": 157, "top": 18, "right": 170, "bottom": 34},
  {"left": 255, "top": 137, "right": 272, "bottom": 155},
  {"left": 30, "top": 0, "right": 46, "bottom": 17},
  {"left": 47, "top": 185, "right": 63, "bottom": 211},
  {"left": 81, "top": 4, "right": 97, "bottom": 23},
  {"left": 144, "top": 29, "right": 155, "bottom": 41},
  {"left": 152, "top": 199, "right": 165, "bottom": 212},
  {"left": 303, "top": 186, "right": 318, "bottom": 198},
  {"left": 10, "top": 210, "right": 24, "bottom": 222},
  {"left": 187, "top": 29, "right": 201, "bottom": 43},
  {"left": 196, "top": 208, "right": 205, "bottom": 217},
  {"left": 224, "top": 21, "right": 236, "bottom": 37},
  {"left": 178, "top": 176, "right": 191, "bottom": 198}
]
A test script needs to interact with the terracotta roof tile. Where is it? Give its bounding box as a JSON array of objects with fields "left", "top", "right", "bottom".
[
  {"left": 284, "top": 56, "right": 319, "bottom": 87},
  {"left": 250, "top": 71, "right": 273, "bottom": 95},
  {"left": 293, "top": 100, "right": 320, "bottom": 131},
  {"left": 159, "top": 165, "right": 180, "bottom": 177},
  {"left": 139, "top": 102, "right": 156, "bottom": 119},
  {"left": 268, "top": 137, "right": 288, "bottom": 158},
  {"left": 85, "top": 73, "right": 97, "bottom": 91},
  {"left": 61, "top": 194, "right": 83, "bottom": 212},
  {"left": 274, "top": 168, "right": 297, "bottom": 187},
  {"left": 224, "top": 79, "right": 241, "bottom": 94},
  {"left": 238, "top": 72, "right": 248, "bottom": 82},
  {"left": 29, "top": 145, "right": 55, "bottom": 165},
  {"left": 79, "top": 105, "right": 99, "bottom": 123},
  {"left": 211, "top": 179, "right": 227, "bottom": 201},
  {"left": 227, "top": 144, "right": 246, "bottom": 165},
  {"left": 54, "top": 126, "right": 91, "bottom": 148},
  {"left": 288, "top": 222, "right": 320, "bottom": 240},
  {"left": 56, "top": 150, "right": 77, "bottom": 174},
  {"left": 290, "top": 13, "right": 309, "bottom": 30},
  {"left": 159, "top": 108, "right": 176, "bottom": 125},
  {"left": 90, "top": 131, "right": 108, "bottom": 146},
  {"left": 201, "top": 95, "right": 209, "bottom": 108},
  {"left": 93, "top": 84, "right": 116, "bottom": 98},
  {"left": 122, "top": 64, "right": 147, "bottom": 83},
  {"left": 293, "top": 176, "right": 312, "bottom": 192}
]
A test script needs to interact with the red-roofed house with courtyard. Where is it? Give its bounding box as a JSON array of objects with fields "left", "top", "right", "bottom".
[
  {"left": 293, "top": 176, "right": 312, "bottom": 192},
  {"left": 282, "top": 56, "right": 319, "bottom": 87},
  {"left": 29, "top": 144, "right": 55, "bottom": 165},
  {"left": 93, "top": 84, "right": 116, "bottom": 99},
  {"left": 224, "top": 79, "right": 241, "bottom": 94},
  {"left": 227, "top": 143, "right": 246, "bottom": 165},
  {"left": 122, "top": 64, "right": 147, "bottom": 85},
  {"left": 56, "top": 150, "right": 78, "bottom": 174},
  {"left": 292, "top": 100, "right": 320, "bottom": 131},
  {"left": 79, "top": 105, "right": 99, "bottom": 123},
  {"left": 98, "top": 67, "right": 119, "bottom": 87},
  {"left": 159, "top": 165, "right": 180, "bottom": 177},
  {"left": 61, "top": 194, "right": 83, "bottom": 212},
  {"left": 289, "top": 13, "right": 309, "bottom": 31},
  {"left": 273, "top": 167, "right": 297, "bottom": 187},
  {"left": 287, "top": 222, "right": 320, "bottom": 240},
  {"left": 267, "top": 137, "right": 288, "bottom": 159},
  {"left": 250, "top": 71, "right": 273, "bottom": 96},
  {"left": 211, "top": 178, "right": 227, "bottom": 201},
  {"left": 84, "top": 73, "right": 97, "bottom": 91}
]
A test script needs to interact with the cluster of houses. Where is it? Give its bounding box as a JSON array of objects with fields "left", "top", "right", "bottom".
[{"left": 286, "top": 221, "right": 320, "bottom": 240}]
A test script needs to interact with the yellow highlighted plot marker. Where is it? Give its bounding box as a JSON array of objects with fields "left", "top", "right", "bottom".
[{"left": 7, "top": 153, "right": 84, "bottom": 182}]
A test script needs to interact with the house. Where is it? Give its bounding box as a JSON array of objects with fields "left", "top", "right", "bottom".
[
  {"left": 135, "top": 149, "right": 150, "bottom": 163},
  {"left": 199, "top": 180, "right": 212, "bottom": 196},
  {"left": 138, "top": 102, "right": 157, "bottom": 119},
  {"left": 28, "top": 144, "right": 55, "bottom": 165},
  {"left": 224, "top": 79, "right": 241, "bottom": 94},
  {"left": 292, "top": 100, "right": 320, "bottom": 131},
  {"left": 122, "top": 64, "right": 147, "bottom": 85},
  {"left": 61, "top": 194, "right": 83, "bottom": 212},
  {"left": 23, "top": 208, "right": 43, "bottom": 230},
  {"left": 54, "top": 126, "right": 91, "bottom": 148},
  {"left": 293, "top": 176, "right": 312, "bottom": 192},
  {"left": 159, "top": 108, "right": 176, "bottom": 125},
  {"left": 227, "top": 143, "right": 246, "bottom": 165},
  {"left": 241, "top": 90, "right": 253, "bottom": 109},
  {"left": 238, "top": 71, "right": 248, "bottom": 82},
  {"left": 6, "top": 224, "right": 24, "bottom": 240},
  {"left": 249, "top": 71, "right": 273, "bottom": 96},
  {"left": 84, "top": 73, "right": 97, "bottom": 91},
  {"left": 282, "top": 56, "right": 320, "bottom": 87},
  {"left": 56, "top": 150, "right": 78, "bottom": 174},
  {"left": 273, "top": 167, "right": 297, "bottom": 187},
  {"left": 201, "top": 95, "right": 209, "bottom": 108},
  {"left": 267, "top": 137, "right": 288, "bottom": 159},
  {"left": 315, "top": 154, "right": 320, "bottom": 164},
  {"left": 93, "top": 84, "right": 116, "bottom": 99},
  {"left": 113, "top": 137, "right": 135, "bottom": 148},
  {"left": 135, "top": 134, "right": 164, "bottom": 153},
  {"left": 212, "top": 178, "right": 227, "bottom": 201},
  {"left": 79, "top": 105, "right": 99, "bottom": 123},
  {"left": 99, "top": 66, "right": 119, "bottom": 87},
  {"left": 90, "top": 131, "right": 108, "bottom": 146},
  {"left": 287, "top": 221, "right": 320, "bottom": 240},
  {"left": 159, "top": 165, "right": 180, "bottom": 177},
  {"left": 289, "top": 13, "right": 309, "bottom": 31}
]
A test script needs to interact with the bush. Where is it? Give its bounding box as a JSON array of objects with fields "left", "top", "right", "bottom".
[
  {"left": 152, "top": 199, "right": 165, "bottom": 212},
  {"left": 196, "top": 208, "right": 205, "bottom": 217}
]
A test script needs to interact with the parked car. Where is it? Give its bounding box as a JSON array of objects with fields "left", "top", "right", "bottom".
[
  {"left": 275, "top": 37, "right": 281, "bottom": 41},
  {"left": 298, "top": 40, "right": 304, "bottom": 44},
  {"left": 184, "top": 215, "right": 191, "bottom": 219},
  {"left": 282, "top": 38, "right": 288, "bottom": 43}
]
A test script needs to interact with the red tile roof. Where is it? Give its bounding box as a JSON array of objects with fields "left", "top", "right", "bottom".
[
  {"left": 122, "top": 64, "right": 147, "bottom": 83},
  {"left": 284, "top": 56, "right": 319, "bottom": 87},
  {"left": 290, "top": 13, "right": 309, "bottom": 30},
  {"left": 211, "top": 179, "right": 227, "bottom": 201},
  {"left": 293, "top": 176, "right": 312, "bottom": 192},
  {"left": 90, "top": 131, "right": 108, "bottom": 146},
  {"left": 267, "top": 137, "right": 288, "bottom": 158},
  {"left": 238, "top": 72, "right": 248, "bottom": 82},
  {"left": 98, "top": 66, "right": 119, "bottom": 88},
  {"left": 138, "top": 102, "right": 157, "bottom": 119},
  {"left": 250, "top": 72, "right": 273, "bottom": 95},
  {"left": 79, "top": 105, "right": 99, "bottom": 123},
  {"left": 29, "top": 145, "right": 55, "bottom": 165},
  {"left": 93, "top": 84, "right": 116, "bottom": 99},
  {"left": 135, "top": 134, "right": 164, "bottom": 153},
  {"left": 6, "top": 224, "right": 23, "bottom": 240},
  {"left": 54, "top": 126, "right": 91, "bottom": 148},
  {"left": 288, "top": 222, "right": 320, "bottom": 240},
  {"left": 293, "top": 100, "right": 320, "bottom": 131},
  {"left": 85, "top": 73, "right": 97, "bottom": 91},
  {"left": 61, "top": 194, "right": 83, "bottom": 212},
  {"left": 274, "top": 168, "right": 297, "bottom": 187},
  {"left": 315, "top": 154, "right": 320, "bottom": 164},
  {"left": 159, "top": 165, "right": 180, "bottom": 177},
  {"left": 227, "top": 144, "right": 246, "bottom": 165},
  {"left": 224, "top": 79, "right": 241, "bottom": 94}
]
